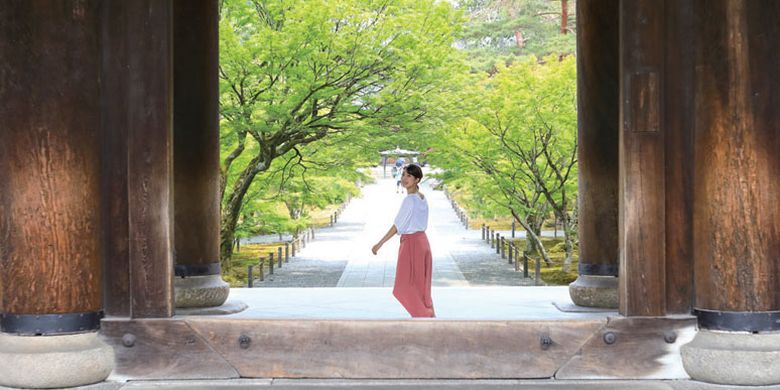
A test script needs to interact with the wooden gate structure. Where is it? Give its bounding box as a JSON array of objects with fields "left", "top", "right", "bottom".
[{"left": 1, "top": 1, "right": 779, "bottom": 388}]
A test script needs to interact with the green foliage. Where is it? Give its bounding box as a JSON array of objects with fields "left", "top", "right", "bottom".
[
  {"left": 215, "top": 0, "right": 580, "bottom": 273},
  {"left": 429, "top": 55, "right": 577, "bottom": 267},
  {"left": 234, "top": 136, "right": 370, "bottom": 237},
  {"left": 218, "top": 0, "right": 464, "bottom": 265}
]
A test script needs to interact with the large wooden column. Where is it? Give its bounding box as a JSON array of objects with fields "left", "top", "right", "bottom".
[
  {"left": 569, "top": 0, "right": 620, "bottom": 308},
  {"left": 682, "top": 0, "right": 780, "bottom": 385},
  {"left": 0, "top": 2, "right": 113, "bottom": 388},
  {"left": 612, "top": 0, "right": 695, "bottom": 316},
  {"left": 172, "top": 0, "right": 229, "bottom": 308},
  {"left": 663, "top": 0, "right": 695, "bottom": 315},
  {"left": 618, "top": 0, "right": 667, "bottom": 316},
  {"left": 102, "top": 0, "right": 175, "bottom": 318}
]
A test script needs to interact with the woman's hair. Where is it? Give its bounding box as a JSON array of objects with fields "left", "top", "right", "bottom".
[{"left": 403, "top": 163, "right": 423, "bottom": 180}]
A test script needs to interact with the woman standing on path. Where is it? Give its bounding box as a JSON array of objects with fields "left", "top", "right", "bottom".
[{"left": 372, "top": 164, "right": 435, "bottom": 318}]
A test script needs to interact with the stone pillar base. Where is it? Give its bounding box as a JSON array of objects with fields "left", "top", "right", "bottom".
[
  {"left": 568, "top": 274, "right": 618, "bottom": 308},
  {"left": 175, "top": 274, "right": 230, "bottom": 308},
  {"left": 0, "top": 331, "right": 114, "bottom": 389},
  {"left": 681, "top": 329, "right": 780, "bottom": 385}
]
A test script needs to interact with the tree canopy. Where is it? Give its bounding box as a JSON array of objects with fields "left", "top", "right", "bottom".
[
  {"left": 217, "top": 0, "right": 580, "bottom": 273},
  {"left": 218, "top": 0, "right": 464, "bottom": 265},
  {"left": 428, "top": 55, "right": 578, "bottom": 269}
]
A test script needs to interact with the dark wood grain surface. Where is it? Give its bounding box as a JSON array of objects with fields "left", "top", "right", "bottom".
[
  {"left": 575, "top": 0, "right": 620, "bottom": 275},
  {"left": 693, "top": 0, "right": 780, "bottom": 312},
  {"left": 101, "top": 0, "right": 175, "bottom": 318},
  {"left": 662, "top": 0, "right": 695, "bottom": 315},
  {"left": 173, "top": 0, "right": 221, "bottom": 268},
  {"left": 0, "top": 1, "right": 102, "bottom": 314},
  {"left": 618, "top": 0, "right": 667, "bottom": 316}
]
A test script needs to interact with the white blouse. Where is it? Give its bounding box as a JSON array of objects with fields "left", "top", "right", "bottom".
[{"left": 393, "top": 193, "right": 429, "bottom": 235}]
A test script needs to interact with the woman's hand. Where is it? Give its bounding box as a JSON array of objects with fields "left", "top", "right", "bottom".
[{"left": 372, "top": 225, "right": 396, "bottom": 255}]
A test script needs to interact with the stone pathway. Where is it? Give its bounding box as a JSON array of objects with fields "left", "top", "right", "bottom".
[
  {"left": 250, "top": 258, "right": 347, "bottom": 287},
  {"left": 251, "top": 167, "right": 538, "bottom": 288},
  {"left": 449, "top": 239, "right": 540, "bottom": 286},
  {"left": 250, "top": 223, "right": 354, "bottom": 287}
]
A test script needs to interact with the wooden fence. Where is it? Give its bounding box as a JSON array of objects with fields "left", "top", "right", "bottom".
[
  {"left": 245, "top": 195, "right": 352, "bottom": 287},
  {"left": 481, "top": 224, "right": 542, "bottom": 285}
]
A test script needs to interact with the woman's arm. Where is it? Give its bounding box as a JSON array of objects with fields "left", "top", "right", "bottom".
[{"left": 372, "top": 224, "right": 398, "bottom": 255}]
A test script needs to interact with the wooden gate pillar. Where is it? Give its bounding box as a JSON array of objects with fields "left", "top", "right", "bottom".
[
  {"left": 614, "top": 0, "right": 696, "bottom": 316},
  {"left": 681, "top": 1, "right": 780, "bottom": 385},
  {"left": 172, "top": 0, "right": 230, "bottom": 308},
  {"left": 102, "top": 0, "right": 175, "bottom": 318},
  {"left": 0, "top": 2, "right": 113, "bottom": 388},
  {"left": 568, "top": 0, "right": 620, "bottom": 308},
  {"left": 617, "top": 0, "right": 667, "bottom": 316}
]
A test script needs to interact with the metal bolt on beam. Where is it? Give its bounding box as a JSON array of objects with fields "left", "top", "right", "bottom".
[
  {"left": 238, "top": 335, "right": 251, "bottom": 349},
  {"left": 540, "top": 335, "right": 553, "bottom": 350},
  {"left": 122, "top": 333, "right": 136, "bottom": 348}
]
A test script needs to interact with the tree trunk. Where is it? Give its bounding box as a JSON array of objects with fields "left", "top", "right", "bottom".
[
  {"left": 549, "top": 195, "right": 576, "bottom": 273},
  {"left": 220, "top": 153, "right": 268, "bottom": 268},
  {"left": 512, "top": 211, "right": 552, "bottom": 266},
  {"left": 514, "top": 30, "right": 525, "bottom": 49},
  {"left": 220, "top": 130, "right": 247, "bottom": 202},
  {"left": 504, "top": 3, "right": 526, "bottom": 49},
  {"left": 522, "top": 216, "right": 538, "bottom": 253},
  {"left": 561, "top": 213, "right": 575, "bottom": 273},
  {"left": 530, "top": 215, "right": 545, "bottom": 254},
  {"left": 561, "top": 0, "right": 569, "bottom": 34}
]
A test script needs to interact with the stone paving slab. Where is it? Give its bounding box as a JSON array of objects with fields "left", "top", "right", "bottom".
[
  {"left": 226, "top": 287, "right": 613, "bottom": 320},
  {"left": 31, "top": 379, "right": 780, "bottom": 390}
]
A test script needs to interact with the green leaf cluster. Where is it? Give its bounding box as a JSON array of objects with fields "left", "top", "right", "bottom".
[
  {"left": 429, "top": 55, "right": 577, "bottom": 267},
  {"left": 218, "top": 0, "right": 465, "bottom": 264}
]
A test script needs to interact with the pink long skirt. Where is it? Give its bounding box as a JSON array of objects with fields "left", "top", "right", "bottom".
[{"left": 393, "top": 231, "right": 435, "bottom": 318}]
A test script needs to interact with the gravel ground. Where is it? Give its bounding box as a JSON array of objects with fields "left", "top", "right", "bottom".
[
  {"left": 251, "top": 257, "right": 348, "bottom": 288},
  {"left": 447, "top": 239, "right": 540, "bottom": 286}
]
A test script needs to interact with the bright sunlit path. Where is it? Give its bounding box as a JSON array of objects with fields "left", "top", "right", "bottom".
[{"left": 224, "top": 167, "right": 614, "bottom": 320}]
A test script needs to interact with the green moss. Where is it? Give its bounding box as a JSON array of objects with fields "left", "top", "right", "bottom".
[
  {"left": 548, "top": 241, "right": 566, "bottom": 254},
  {"left": 540, "top": 267, "right": 579, "bottom": 285},
  {"left": 506, "top": 237, "right": 579, "bottom": 286},
  {"left": 225, "top": 243, "right": 287, "bottom": 287},
  {"left": 469, "top": 217, "right": 520, "bottom": 230}
]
